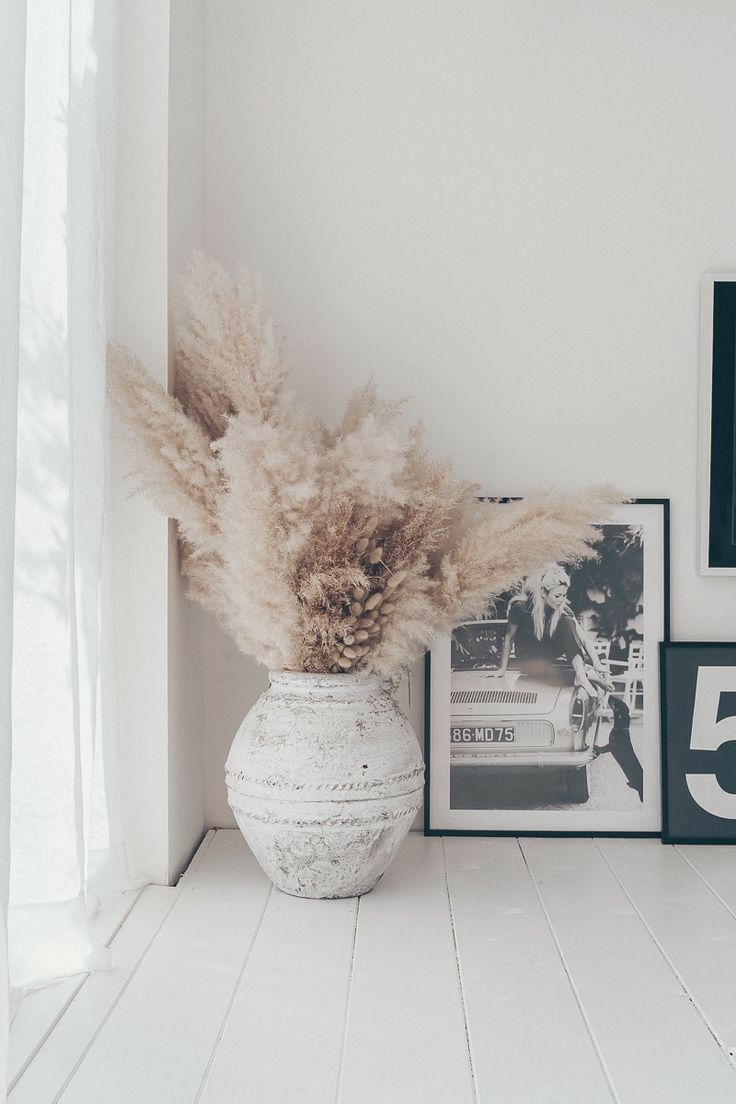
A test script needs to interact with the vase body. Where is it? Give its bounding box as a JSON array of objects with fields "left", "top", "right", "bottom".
[{"left": 225, "top": 671, "right": 424, "bottom": 898}]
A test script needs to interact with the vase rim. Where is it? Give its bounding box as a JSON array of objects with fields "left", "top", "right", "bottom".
[{"left": 268, "top": 669, "right": 390, "bottom": 689}]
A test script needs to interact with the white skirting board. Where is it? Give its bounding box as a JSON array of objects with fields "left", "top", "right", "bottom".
[{"left": 9, "top": 831, "right": 736, "bottom": 1103}]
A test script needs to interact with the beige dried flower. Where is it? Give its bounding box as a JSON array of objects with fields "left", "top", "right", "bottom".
[{"left": 108, "top": 252, "right": 621, "bottom": 676}]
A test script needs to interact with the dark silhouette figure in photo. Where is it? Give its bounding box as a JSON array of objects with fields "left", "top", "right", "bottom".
[{"left": 592, "top": 695, "right": 643, "bottom": 802}]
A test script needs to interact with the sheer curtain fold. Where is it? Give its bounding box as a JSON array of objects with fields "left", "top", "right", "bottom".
[
  {"left": 1, "top": 1, "right": 29, "bottom": 1092},
  {"left": 2, "top": 0, "right": 125, "bottom": 1060}
]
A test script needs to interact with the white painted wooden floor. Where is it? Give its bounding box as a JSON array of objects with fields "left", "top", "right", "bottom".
[{"left": 9, "top": 830, "right": 736, "bottom": 1104}]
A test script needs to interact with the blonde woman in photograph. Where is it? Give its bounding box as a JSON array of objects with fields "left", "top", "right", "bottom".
[{"left": 493, "top": 565, "right": 606, "bottom": 696}]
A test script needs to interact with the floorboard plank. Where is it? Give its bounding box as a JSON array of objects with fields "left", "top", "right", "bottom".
[
  {"left": 179, "top": 829, "right": 217, "bottom": 883},
  {"left": 56, "top": 831, "right": 271, "bottom": 1104},
  {"left": 444, "top": 837, "right": 614, "bottom": 1103},
  {"left": 9, "top": 887, "right": 177, "bottom": 1104},
  {"left": 677, "top": 845, "right": 736, "bottom": 917},
  {"left": 338, "top": 834, "right": 475, "bottom": 1104},
  {"left": 17, "top": 834, "right": 736, "bottom": 1104},
  {"left": 521, "top": 837, "right": 736, "bottom": 1104},
  {"left": 198, "top": 891, "right": 357, "bottom": 1104},
  {"left": 8, "top": 888, "right": 143, "bottom": 1089},
  {"left": 598, "top": 838, "right": 736, "bottom": 1054}
]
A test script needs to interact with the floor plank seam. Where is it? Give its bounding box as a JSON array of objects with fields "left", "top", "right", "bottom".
[
  {"left": 192, "top": 881, "right": 274, "bottom": 1104},
  {"left": 334, "top": 895, "right": 361, "bottom": 1104},
  {"left": 177, "top": 829, "right": 217, "bottom": 886},
  {"left": 8, "top": 888, "right": 145, "bottom": 1096},
  {"left": 595, "top": 843, "right": 736, "bottom": 1072},
  {"left": 100, "top": 888, "right": 146, "bottom": 946},
  {"left": 673, "top": 846, "right": 736, "bottom": 1060},
  {"left": 8, "top": 978, "right": 87, "bottom": 1096},
  {"left": 441, "top": 838, "right": 480, "bottom": 1104},
  {"left": 517, "top": 840, "right": 621, "bottom": 1104},
  {"left": 674, "top": 846, "right": 736, "bottom": 925},
  {"left": 38, "top": 889, "right": 182, "bottom": 1103}
]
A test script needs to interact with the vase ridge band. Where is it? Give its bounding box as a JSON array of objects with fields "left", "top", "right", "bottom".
[
  {"left": 225, "top": 765, "right": 424, "bottom": 793},
  {"left": 228, "top": 800, "right": 423, "bottom": 828}
]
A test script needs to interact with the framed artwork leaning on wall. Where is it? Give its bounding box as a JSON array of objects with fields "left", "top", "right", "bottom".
[
  {"left": 661, "top": 642, "right": 736, "bottom": 844},
  {"left": 425, "top": 499, "right": 669, "bottom": 837},
  {"left": 699, "top": 273, "right": 736, "bottom": 574}
]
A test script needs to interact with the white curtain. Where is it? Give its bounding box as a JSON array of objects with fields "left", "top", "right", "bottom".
[
  {"left": 1, "top": 0, "right": 125, "bottom": 1090},
  {"left": 1, "top": 2, "right": 28, "bottom": 1093}
]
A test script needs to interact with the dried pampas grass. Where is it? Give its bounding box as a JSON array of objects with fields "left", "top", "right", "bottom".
[{"left": 108, "top": 251, "right": 621, "bottom": 677}]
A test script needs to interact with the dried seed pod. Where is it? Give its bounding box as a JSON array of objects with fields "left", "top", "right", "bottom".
[
  {"left": 364, "top": 516, "right": 379, "bottom": 537},
  {"left": 368, "top": 546, "right": 384, "bottom": 565},
  {"left": 350, "top": 601, "right": 363, "bottom": 617},
  {"left": 352, "top": 587, "right": 367, "bottom": 601},
  {"left": 343, "top": 646, "right": 358, "bottom": 660},
  {"left": 354, "top": 629, "right": 369, "bottom": 642},
  {"left": 380, "top": 601, "right": 395, "bottom": 615},
  {"left": 367, "top": 623, "right": 381, "bottom": 635},
  {"left": 357, "top": 617, "right": 375, "bottom": 629},
  {"left": 355, "top": 537, "right": 369, "bottom": 554},
  {"left": 355, "top": 645, "right": 369, "bottom": 657},
  {"left": 337, "top": 656, "right": 353, "bottom": 670},
  {"left": 364, "top": 591, "right": 384, "bottom": 611},
  {"left": 342, "top": 633, "right": 355, "bottom": 646},
  {"left": 344, "top": 615, "right": 358, "bottom": 627},
  {"left": 386, "top": 568, "right": 407, "bottom": 590}
]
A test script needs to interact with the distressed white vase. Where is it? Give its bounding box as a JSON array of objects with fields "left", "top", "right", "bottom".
[{"left": 225, "top": 671, "right": 424, "bottom": 898}]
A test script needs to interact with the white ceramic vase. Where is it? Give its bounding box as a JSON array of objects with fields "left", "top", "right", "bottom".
[{"left": 225, "top": 671, "right": 424, "bottom": 898}]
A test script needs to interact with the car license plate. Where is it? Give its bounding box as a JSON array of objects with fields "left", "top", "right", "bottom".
[{"left": 450, "top": 726, "right": 515, "bottom": 744}]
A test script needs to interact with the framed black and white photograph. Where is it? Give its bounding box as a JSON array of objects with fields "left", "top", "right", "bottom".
[
  {"left": 699, "top": 273, "right": 736, "bottom": 574},
  {"left": 425, "top": 500, "right": 669, "bottom": 836},
  {"left": 661, "top": 642, "right": 736, "bottom": 844}
]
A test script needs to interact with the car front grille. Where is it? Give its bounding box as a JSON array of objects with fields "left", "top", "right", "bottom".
[{"left": 451, "top": 689, "right": 539, "bottom": 705}]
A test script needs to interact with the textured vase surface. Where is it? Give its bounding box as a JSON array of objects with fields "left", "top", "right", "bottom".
[{"left": 225, "top": 671, "right": 424, "bottom": 898}]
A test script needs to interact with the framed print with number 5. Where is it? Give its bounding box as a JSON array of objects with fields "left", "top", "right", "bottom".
[{"left": 661, "top": 642, "right": 736, "bottom": 843}]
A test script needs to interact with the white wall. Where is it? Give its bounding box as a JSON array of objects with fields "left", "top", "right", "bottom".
[
  {"left": 167, "top": 0, "right": 208, "bottom": 878},
  {"left": 112, "top": 1, "right": 172, "bottom": 876},
  {"left": 197, "top": 0, "right": 736, "bottom": 826},
  {"left": 113, "top": 0, "right": 208, "bottom": 877}
]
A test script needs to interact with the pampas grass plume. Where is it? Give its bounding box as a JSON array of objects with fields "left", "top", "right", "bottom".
[{"left": 107, "top": 252, "right": 622, "bottom": 676}]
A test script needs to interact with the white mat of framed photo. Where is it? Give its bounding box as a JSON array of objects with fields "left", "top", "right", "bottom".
[{"left": 425, "top": 500, "right": 669, "bottom": 836}]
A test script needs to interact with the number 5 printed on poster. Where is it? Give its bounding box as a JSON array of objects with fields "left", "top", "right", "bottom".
[{"left": 686, "top": 666, "right": 736, "bottom": 820}]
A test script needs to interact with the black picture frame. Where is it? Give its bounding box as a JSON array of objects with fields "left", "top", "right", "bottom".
[
  {"left": 698, "top": 274, "right": 736, "bottom": 574},
  {"left": 424, "top": 498, "right": 670, "bottom": 838},
  {"left": 660, "top": 641, "right": 736, "bottom": 844}
]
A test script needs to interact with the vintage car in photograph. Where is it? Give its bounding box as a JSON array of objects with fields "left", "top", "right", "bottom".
[{"left": 450, "top": 619, "right": 601, "bottom": 802}]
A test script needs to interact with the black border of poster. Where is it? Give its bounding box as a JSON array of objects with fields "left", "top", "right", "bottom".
[{"left": 424, "top": 498, "right": 670, "bottom": 839}]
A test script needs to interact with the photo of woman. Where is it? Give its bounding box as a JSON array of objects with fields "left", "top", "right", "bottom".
[
  {"left": 447, "top": 526, "right": 649, "bottom": 815},
  {"left": 495, "top": 564, "right": 643, "bottom": 802},
  {"left": 494, "top": 565, "right": 604, "bottom": 696},
  {"left": 426, "top": 499, "right": 668, "bottom": 836}
]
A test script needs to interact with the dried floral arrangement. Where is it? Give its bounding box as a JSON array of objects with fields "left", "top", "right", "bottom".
[{"left": 108, "top": 253, "right": 619, "bottom": 678}]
